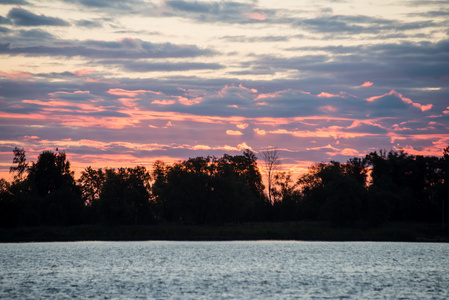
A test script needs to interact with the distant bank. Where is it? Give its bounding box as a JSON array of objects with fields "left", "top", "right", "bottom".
[{"left": 1, "top": 222, "right": 448, "bottom": 243}]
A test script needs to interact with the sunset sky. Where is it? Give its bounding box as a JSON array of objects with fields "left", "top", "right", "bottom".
[{"left": 1, "top": 0, "right": 448, "bottom": 180}]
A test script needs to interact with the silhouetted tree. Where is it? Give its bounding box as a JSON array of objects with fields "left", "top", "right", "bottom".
[
  {"left": 9, "top": 147, "right": 28, "bottom": 181},
  {"left": 78, "top": 166, "right": 106, "bottom": 206},
  {"left": 5, "top": 149, "right": 84, "bottom": 226},
  {"left": 261, "top": 147, "right": 280, "bottom": 204},
  {"left": 26, "top": 150, "right": 82, "bottom": 225},
  {"left": 365, "top": 149, "right": 444, "bottom": 223},
  {"left": 152, "top": 151, "right": 266, "bottom": 224},
  {"left": 297, "top": 160, "right": 369, "bottom": 226},
  {"left": 0, "top": 178, "right": 19, "bottom": 227},
  {"left": 2, "top": 146, "right": 449, "bottom": 228},
  {"left": 27, "top": 151, "right": 69, "bottom": 195},
  {"left": 271, "top": 171, "right": 301, "bottom": 221},
  {"left": 96, "top": 166, "right": 153, "bottom": 225}
]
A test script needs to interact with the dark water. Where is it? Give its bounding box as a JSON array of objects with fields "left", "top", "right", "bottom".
[{"left": 1, "top": 241, "right": 448, "bottom": 299}]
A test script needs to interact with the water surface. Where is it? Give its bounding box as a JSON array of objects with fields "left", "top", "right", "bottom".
[{"left": 1, "top": 241, "right": 448, "bottom": 299}]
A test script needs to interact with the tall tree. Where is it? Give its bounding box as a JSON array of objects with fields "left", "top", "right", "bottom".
[
  {"left": 9, "top": 147, "right": 28, "bottom": 181},
  {"left": 78, "top": 166, "right": 106, "bottom": 206},
  {"left": 28, "top": 150, "right": 74, "bottom": 197},
  {"left": 21, "top": 149, "right": 83, "bottom": 225},
  {"left": 96, "top": 166, "right": 153, "bottom": 225},
  {"left": 261, "top": 147, "right": 280, "bottom": 203},
  {"left": 152, "top": 151, "right": 266, "bottom": 224}
]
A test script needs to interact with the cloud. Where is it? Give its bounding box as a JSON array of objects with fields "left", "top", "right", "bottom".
[
  {"left": 221, "top": 35, "right": 289, "bottom": 43},
  {"left": 107, "top": 88, "right": 156, "bottom": 97},
  {"left": 17, "top": 28, "right": 54, "bottom": 40},
  {"left": 1, "top": 76, "right": 447, "bottom": 180},
  {"left": 1, "top": 0, "right": 448, "bottom": 181},
  {"left": 411, "top": 9, "right": 449, "bottom": 18},
  {"left": 7, "top": 8, "right": 71, "bottom": 27},
  {"left": 0, "top": 26, "right": 12, "bottom": 33},
  {"left": 62, "top": 0, "right": 150, "bottom": 11},
  {"left": 0, "top": 0, "right": 29, "bottom": 4},
  {"left": 254, "top": 128, "right": 268, "bottom": 136},
  {"left": 102, "top": 60, "right": 224, "bottom": 72},
  {"left": 295, "top": 14, "right": 437, "bottom": 37},
  {"left": 0, "top": 15, "right": 11, "bottom": 25},
  {"left": 0, "top": 71, "right": 32, "bottom": 79},
  {"left": 361, "top": 81, "right": 373, "bottom": 87},
  {"left": 0, "top": 37, "right": 215, "bottom": 58},
  {"left": 252, "top": 39, "right": 449, "bottom": 95},
  {"left": 162, "top": 0, "right": 275, "bottom": 24},
  {"left": 367, "top": 90, "right": 433, "bottom": 113},
  {"left": 75, "top": 20, "right": 102, "bottom": 28},
  {"left": 48, "top": 90, "right": 97, "bottom": 102},
  {"left": 317, "top": 92, "right": 343, "bottom": 98}
]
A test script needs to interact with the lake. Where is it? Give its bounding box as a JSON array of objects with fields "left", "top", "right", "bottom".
[{"left": 1, "top": 241, "right": 448, "bottom": 299}]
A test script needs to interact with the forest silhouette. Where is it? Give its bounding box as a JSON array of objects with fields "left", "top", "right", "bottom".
[{"left": 1, "top": 146, "right": 448, "bottom": 229}]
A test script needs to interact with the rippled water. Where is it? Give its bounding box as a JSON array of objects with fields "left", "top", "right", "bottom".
[{"left": 1, "top": 241, "right": 448, "bottom": 299}]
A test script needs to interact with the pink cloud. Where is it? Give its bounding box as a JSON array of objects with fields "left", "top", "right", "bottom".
[
  {"left": 216, "top": 84, "right": 258, "bottom": 100},
  {"left": 170, "top": 142, "right": 253, "bottom": 152},
  {"left": 393, "top": 145, "right": 444, "bottom": 157},
  {"left": 254, "top": 128, "right": 266, "bottom": 135},
  {"left": 245, "top": 12, "right": 266, "bottom": 21},
  {"left": 23, "top": 97, "right": 107, "bottom": 115},
  {"left": 177, "top": 96, "right": 203, "bottom": 106},
  {"left": 347, "top": 120, "right": 385, "bottom": 130},
  {"left": 325, "top": 147, "right": 363, "bottom": 157},
  {"left": 74, "top": 68, "right": 95, "bottom": 76},
  {"left": 191, "top": 145, "right": 212, "bottom": 150},
  {"left": 366, "top": 90, "right": 433, "bottom": 111},
  {"left": 307, "top": 144, "right": 340, "bottom": 151},
  {"left": 23, "top": 99, "right": 70, "bottom": 107},
  {"left": 48, "top": 90, "right": 91, "bottom": 98},
  {"left": 221, "top": 142, "right": 253, "bottom": 152},
  {"left": 107, "top": 88, "right": 160, "bottom": 97},
  {"left": 318, "top": 105, "right": 338, "bottom": 113},
  {"left": 84, "top": 77, "right": 119, "bottom": 84},
  {"left": 23, "top": 136, "right": 40, "bottom": 140},
  {"left": 317, "top": 92, "right": 343, "bottom": 98},
  {"left": 340, "top": 148, "right": 360, "bottom": 156},
  {"left": 420, "top": 104, "right": 433, "bottom": 112},
  {"left": 177, "top": 88, "right": 206, "bottom": 105},
  {"left": 239, "top": 83, "right": 258, "bottom": 93},
  {"left": 151, "top": 100, "right": 176, "bottom": 105},
  {"left": 0, "top": 71, "right": 33, "bottom": 79},
  {"left": 57, "top": 116, "right": 138, "bottom": 129},
  {"left": 118, "top": 97, "right": 139, "bottom": 108},
  {"left": 255, "top": 89, "right": 310, "bottom": 101},
  {"left": 271, "top": 127, "right": 379, "bottom": 140},
  {"left": 366, "top": 94, "right": 383, "bottom": 102},
  {"left": 226, "top": 130, "right": 244, "bottom": 136},
  {"left": 360, "top": 81, "right": 374, "bottom": 87}
]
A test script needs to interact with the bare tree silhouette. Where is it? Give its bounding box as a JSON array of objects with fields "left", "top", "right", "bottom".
[{"left": 261, "top": 147, "right": 280, "bottom": 204}]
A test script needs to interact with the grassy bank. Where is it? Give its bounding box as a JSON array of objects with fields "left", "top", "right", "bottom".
[{"left": 1, "top": 222, "right": 448, "bottom": 243}]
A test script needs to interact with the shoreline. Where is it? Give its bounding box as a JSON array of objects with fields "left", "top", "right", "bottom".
[{"left": 1, "top": 222, "right": 448, "bottom": 243}]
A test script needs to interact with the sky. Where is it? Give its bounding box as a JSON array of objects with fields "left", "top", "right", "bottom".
[{"left": 0, "top": 0, "right": 448, "bottom": 180}]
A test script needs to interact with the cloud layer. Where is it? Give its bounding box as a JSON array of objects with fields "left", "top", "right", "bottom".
[{"left": 0, "top": 0, "right": 448, "bottom": 179}]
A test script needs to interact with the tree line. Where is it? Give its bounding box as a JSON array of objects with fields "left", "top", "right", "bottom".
[{"left": 1, "top": 147, "right": 448, "bottom": 228}]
